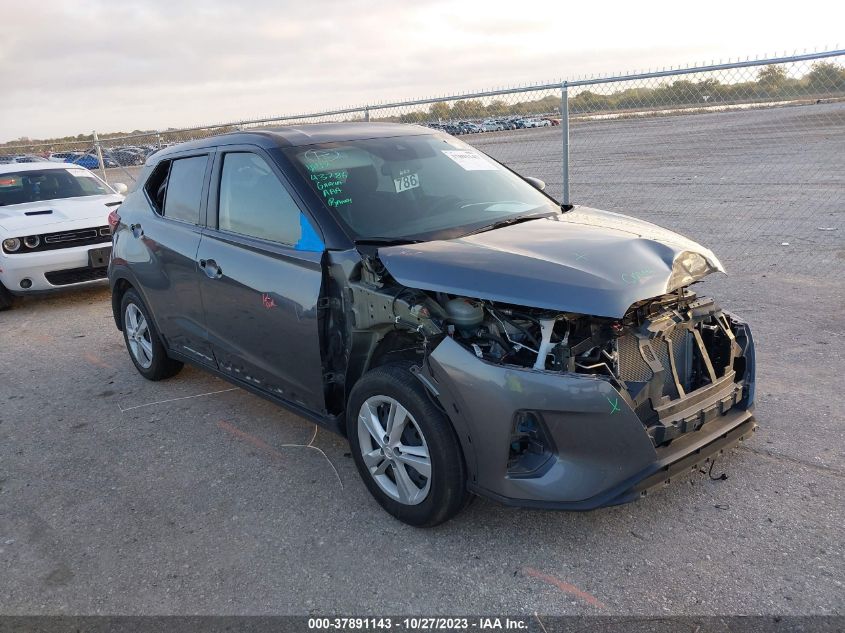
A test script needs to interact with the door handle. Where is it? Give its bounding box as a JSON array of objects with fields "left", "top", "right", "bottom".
[
  {"left": 199, "top": 258, "right": 223, "bottom": 279},
  {"left": 130, "top": 223, "right": 143, "bottom": 237}
]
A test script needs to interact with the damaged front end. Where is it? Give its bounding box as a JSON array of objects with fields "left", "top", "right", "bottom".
[
  {"left": 615, "top": 292, "right": 755, "bottom": 446},
  {"left": 338, "top": 253, "right": 756, "bottom": 509}
]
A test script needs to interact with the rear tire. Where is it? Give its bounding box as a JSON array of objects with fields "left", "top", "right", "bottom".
[
  {"left": 347, "top": 363, "right": 468, "bottom": 527},
  {"left": 120, "top": 289, "right": 183, "bottom": 381},
  {"left": 0, "top": 282, "right": 12, "bottom": 311}
]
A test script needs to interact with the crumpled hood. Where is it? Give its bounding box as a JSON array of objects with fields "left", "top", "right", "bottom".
[
  {"left": 0, "top": 194, "right": 123, "bottom": 234},
  {"left": 377, "top": 206, "right": 725, "bottom": 318}
]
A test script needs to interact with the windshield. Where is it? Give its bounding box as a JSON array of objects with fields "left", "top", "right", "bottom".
[
  {"left": 0, "top": 168, "right": 111, "bottom": 206},
  {"left": 280, "top": 134, "right": 558, "bottom": 241}
]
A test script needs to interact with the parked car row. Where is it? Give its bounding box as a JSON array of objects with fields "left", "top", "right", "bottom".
[
  {"left": 428, "top": 116, "right": 559, "bottom": 135},
  {"left": 1, "top": 144, "right": 163, "bottom": 170},
  {"left": 0, "top": 152, "right": 114, "bottom": 169},
  {"left": 46, "top": 152, "right": 117, "bottom": 169},
  {"left": 0, "top": 154, "right": 51, "bottom": 164},
  {"left": 101, "top": 144, "right": 161, "bottom": 166}
]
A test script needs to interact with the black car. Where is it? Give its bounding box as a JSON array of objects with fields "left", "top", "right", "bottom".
[
  {"left": 108, "top": 148, "right": 146, "bottom": 166},
  {"left": 109, "top": 123, "right": 757, "bottom": 526}
]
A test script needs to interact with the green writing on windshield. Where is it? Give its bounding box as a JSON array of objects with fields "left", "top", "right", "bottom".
[
  {"left": 304, "top": 155, "right": 354, "bottom": 208},
  {"left": 310, "top": 170, "right": 347, "bottom": 182}
]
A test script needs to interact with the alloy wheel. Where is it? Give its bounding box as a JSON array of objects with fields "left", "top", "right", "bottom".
[
  {"left": 357, "top": 395, "right": 432, "bottom": 505},
  {"left": 124, "top": 303, "right": 153, "bottom": 369}
]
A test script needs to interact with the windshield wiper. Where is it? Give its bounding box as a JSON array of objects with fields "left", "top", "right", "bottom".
[
  {"left": 354, "top": 237, "right": 423, "bottom": 246},
  {"left": 459, "top": 211, "right": 558, "bottom": 237}
]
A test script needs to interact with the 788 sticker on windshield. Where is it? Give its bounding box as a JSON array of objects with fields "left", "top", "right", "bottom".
[{"left": 394, "top": 171, "right": 420, "bottom": 193}]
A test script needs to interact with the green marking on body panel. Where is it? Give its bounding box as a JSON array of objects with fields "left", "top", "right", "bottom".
[
  {"left": 621, "top": 268, "right": 655, "bottom": 284},
  {"left": 607, "top": 396, "right": 620, "bottom": 415}
]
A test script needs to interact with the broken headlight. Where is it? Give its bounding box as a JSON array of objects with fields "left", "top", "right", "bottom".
[{"left": 667, "top": 251, "right": 717, "bottom": 291}]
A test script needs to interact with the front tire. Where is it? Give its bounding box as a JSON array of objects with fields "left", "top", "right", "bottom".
[
  {"left": 347, "top": 363, "right": 468, "bottom": 527},
  {"left": 120, "top": 289, "right": 183, "bottom": 381}
]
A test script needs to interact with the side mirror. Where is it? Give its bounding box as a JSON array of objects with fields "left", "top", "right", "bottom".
[
  {"left": 112, "top": 182, "right": 129, "bottom": 195},
  {"left": 524, "top": 176, "right": 546, "bottom": 191}
]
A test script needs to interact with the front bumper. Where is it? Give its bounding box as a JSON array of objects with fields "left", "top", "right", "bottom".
[
  {"left": 0, "top": 242, "right": 110, "bottom": 293},
  {"left": 423, "top": 336, "right": 756, "bottom": 509}
]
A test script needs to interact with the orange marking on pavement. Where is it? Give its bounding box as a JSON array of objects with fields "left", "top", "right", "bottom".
[
  {"left": 83, "top": 353, "right": 114, "bottom": 369},
  {"left": 217, "top": 420, "right": 285, "bottom": 460},
  {"left": 522, "top": 567, "right": 607, "bottom": 609}
]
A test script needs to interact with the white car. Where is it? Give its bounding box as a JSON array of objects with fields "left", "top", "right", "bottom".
[{"left": 0, "top": 162, "right": 127, "bottom": 310}]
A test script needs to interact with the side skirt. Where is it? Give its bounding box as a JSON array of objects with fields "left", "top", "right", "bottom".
[{"left": 167, "top": 349, "right": 345, "bottom": 436}]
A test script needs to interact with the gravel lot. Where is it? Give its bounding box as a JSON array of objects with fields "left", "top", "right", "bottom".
[{"left": 1, "top": 106, "right": 843, "bottom": 616}]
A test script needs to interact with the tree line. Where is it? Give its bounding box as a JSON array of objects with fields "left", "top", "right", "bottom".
[
  {"left": 392, "top": 61, "right": 845, "bottom": 123},
  {"left": 4, "top": 62, "right": 844, "bottom": 151}
]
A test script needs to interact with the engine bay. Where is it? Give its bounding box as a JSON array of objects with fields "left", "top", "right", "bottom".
[{"left": 345, "top": 257, "right": 749, "bottom": 447}]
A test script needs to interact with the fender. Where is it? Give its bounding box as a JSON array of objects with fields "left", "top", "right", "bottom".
[
  {"left": 108, "top": 261, "right": 158, "bottom": 332},
  {"left": 414, "top": 354, "right": 480, "bottom": 485}
]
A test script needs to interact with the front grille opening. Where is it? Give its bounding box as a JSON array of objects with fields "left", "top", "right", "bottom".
[
  {"left": 45, "top": 229, "right": 99, "bottom": 244},
  {"left": 660, "top": 327, "right": 693, "bottom": 397},
  {"left": 618, "top": 317, "right": 734, "bottom": 399},
  {"left": 615, "top": 300, "right": 748, "bottom": 447},
  {"left": 617, "top": 328, "right": 695, "bottom": 397},
  {"left": 45, "top": 266, "right": 108, "bottom": 286},
  {"left": 700, "top": 320, "right": 732, "bottom": 379}
]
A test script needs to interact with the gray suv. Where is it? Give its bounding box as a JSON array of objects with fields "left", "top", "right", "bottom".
[{"left": 109, "top": 123, "right": 757, "bottom": 526}]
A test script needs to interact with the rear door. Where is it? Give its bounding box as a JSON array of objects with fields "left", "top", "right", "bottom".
[
  {"left": 196, "top": 147, "right": 327, "bottom": 412},
  {"left": 130, "top": 152, "right": 216, "bottom": 366}
]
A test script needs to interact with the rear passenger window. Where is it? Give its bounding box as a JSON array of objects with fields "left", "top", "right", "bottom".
[
  {"left": 143, "top": 162, "right": 170, "bottom": 212},
  {"left": 163, "top": 156, "right": 208, "bottom": 224},
  {"left": 218, "top": 152, "right": 321, "bottom": 249}
]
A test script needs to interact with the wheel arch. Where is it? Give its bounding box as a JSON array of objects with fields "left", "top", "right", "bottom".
[
  {"left": 342, "top": 329, "right": 426, "bottom": 428},
  {"left": 109, "top": 269, "right": 158, "bottom": 333},
  {"left": 110, "top": 276, "right": 132, "bottom": 330},
  {"left": 343, "top": 332, "right": 479, "bottom": 484}
]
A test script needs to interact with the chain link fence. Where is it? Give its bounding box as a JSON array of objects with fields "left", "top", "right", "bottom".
[
  {"left": 560, "top": 53, "right": 845, "bottom": 276},
  {"left": 3, "top": 50, "right": 842, "bottom": 273}
]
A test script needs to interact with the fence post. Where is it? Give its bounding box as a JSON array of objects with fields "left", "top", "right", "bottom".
[
  {"left": 561, "top": 82, "right": 570, "bottom": 207},
  {"left": 92, "top": 130, "right": 108, "bottom": 183}
]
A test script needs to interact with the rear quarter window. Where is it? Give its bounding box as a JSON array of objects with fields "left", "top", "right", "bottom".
[{"left": 144, "top": 155, "right": 208, "bottom": 224}]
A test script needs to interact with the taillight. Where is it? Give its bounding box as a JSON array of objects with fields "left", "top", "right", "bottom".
[{"left": 107, "top": 208, "right": 121, "bottom": 234}]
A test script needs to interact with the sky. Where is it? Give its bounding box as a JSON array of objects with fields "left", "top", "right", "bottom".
[{"left": 1, "top": 0, "right": 842, "bottom": 143}]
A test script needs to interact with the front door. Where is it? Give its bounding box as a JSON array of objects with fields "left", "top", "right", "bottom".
[{"left": 197, "top": 148, "right": 327, "bottom": 413}]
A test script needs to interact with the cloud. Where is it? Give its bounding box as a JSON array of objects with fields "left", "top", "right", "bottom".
[{"left": 1, "top": 0, "right": 840, "bottom": 141}]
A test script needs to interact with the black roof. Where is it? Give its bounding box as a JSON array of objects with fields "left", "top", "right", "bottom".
[{"left": 153, "top": 122, "right": 435, "bottom": 158}]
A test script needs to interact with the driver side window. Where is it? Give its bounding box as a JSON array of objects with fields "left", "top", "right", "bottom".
[{"left": 218, "top": 152, "right": 322, "bottom": 250}]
